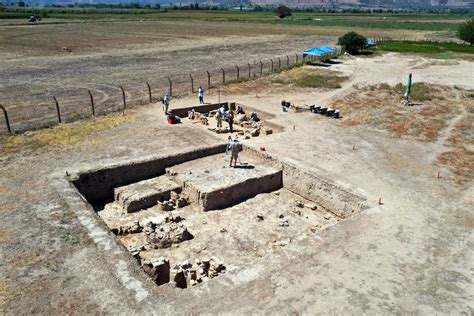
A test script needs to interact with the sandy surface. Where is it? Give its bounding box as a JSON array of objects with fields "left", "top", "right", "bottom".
[{"left": 0, "top": 53, "right": 472, "bottom": 314}]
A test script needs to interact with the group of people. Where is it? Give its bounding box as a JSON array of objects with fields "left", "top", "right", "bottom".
[
  {"left": 215, "top": 105, "right": 235, "bottom": 133},
  {"left": 162, "top": 87, "right": 261, "bottom": 136},
  {"left": 161, "top": 89, "right": 245, "bottom": 168},
  {"left": 235, "top": 104, "right": 259, "bottom": 122},
  {"left": 162, "top": 86, "right": 205, "bottom": 115}
]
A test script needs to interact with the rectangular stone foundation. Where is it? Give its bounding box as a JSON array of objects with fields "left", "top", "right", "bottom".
[
  {"left": 198, "top": 172, "right": 282, "bottom": 210},
  {"left": 166, "top": 152, "right": 283, "bottom": 211}
]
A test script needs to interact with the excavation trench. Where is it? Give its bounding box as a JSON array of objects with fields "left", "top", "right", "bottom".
[{"left": 71, "top": 144, "right": 367, "bottom": 289}]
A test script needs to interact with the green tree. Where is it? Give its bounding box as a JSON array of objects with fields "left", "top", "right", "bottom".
[
  {"left": 457, "top": 19, "right": 474, "bottom": 45},
  {"left": 337, "top": 31, "right": 368, "bottom": 55},
  {"left": 275, "top": 5, "right": 291, "bottom": 18}
]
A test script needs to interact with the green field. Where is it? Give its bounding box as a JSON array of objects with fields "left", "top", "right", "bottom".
[
  {"left": 373, "top": 40, "right": 474, "bottom": 55},
  {"left": 0, "top": 7, "right": 471, "bottom": 32}
]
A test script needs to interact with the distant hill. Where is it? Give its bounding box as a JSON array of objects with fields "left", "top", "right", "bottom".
[
  {"left": 252, "top": 0, "right": 473, "bottom": 9},
  {"left": 9, "top": 0, "right": 474, "bottom": 9}
]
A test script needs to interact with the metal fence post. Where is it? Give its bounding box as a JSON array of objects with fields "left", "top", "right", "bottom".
[
  {"left": 206, "top": 71, "right": 211, "bottom": 88},
  {"left": 167, "top": 77, "right": 172, "bottom": 97},
  {"left": 260, "top": 61, "right": 263, "bottom": 75},
  {"left": 236, "top": 65, "right": 239, "bottom": 80},
  {"left": 119, "top": 86, "right": 126, "bottom": 110},
  {"left": 221, "top": 68, "right": 225, "bottom": 83},
  {"left": 189, "top": 74, "right": 194, "bottom": 93},
  {"left": 88, "top": 90, "right": 95, "bottom": 116},
  {"left": 278, "top": 57, "right": 281, "bottom": 69},
  {"left": 271, "top": 59, "right": 274, "bottom": 71},
  {"left": 295, "top": 53, "right": 298, "bottom": 64},
  {"left": 146, "top": 82, "right": 152, "bottom": 103},
  {"left": 303, "top": 54, "right": 306, "bottom": 63},
  {"left": 248, "top": 63, "right": 251, "bottom": 77},
  {"left": 53, "top": 96, "right": 61, "bottom": 123},
  {"left": 286, "top": 55, "right": 289, "bottom": 66},
  {"left": 0, "top": 105, "right": 12, "bottom": 134}
]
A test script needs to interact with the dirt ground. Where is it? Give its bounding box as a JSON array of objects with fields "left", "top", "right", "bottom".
[
  {"left": 1, "top": 50, "right": 472, "bottom": 314},
  {"left": 0, "top": 20, "right": 433, "bottom": 133}
]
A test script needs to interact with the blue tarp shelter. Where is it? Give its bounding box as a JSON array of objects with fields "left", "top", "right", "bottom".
[
  {"left": 303, "top": 46, "right": 337, "bottom": 57},
  {"left": 366, "top": 40, "right": 377, "bottom": 47}
]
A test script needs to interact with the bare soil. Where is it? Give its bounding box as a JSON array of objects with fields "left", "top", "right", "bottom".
[
  {"left": 0, "top": 44, "right": 472, "bottom": 314},
  {"left": 0, "top": 20, "right": 430, "bottom": 133}
]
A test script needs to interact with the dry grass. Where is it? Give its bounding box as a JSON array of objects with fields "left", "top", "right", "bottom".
[
  {"left": 223, "top": 67, "right": 348, "bottom": 95},
  {"left": 448, "top": 112, "right": 474, "bottom": 146},
  {"left": 0, "top": 280, "right": 16, "bottom": 310},
  {"left": 272, "top": 68, "right": 347, "bottom": 89},
  {"left": 333, "top": 83, "right": 473, "bottom": 184},
  {"left": 437, "top": 146, "right": 474, "bottom": 185},
  {"left": 0, "top": 113, "right": 135, "bottom": 154},
  {"left": 331, "top": 82, "right": 458, "bottom": 142},
  {"left": 436, "top": 101, "right": 474, "bottom": 185}
]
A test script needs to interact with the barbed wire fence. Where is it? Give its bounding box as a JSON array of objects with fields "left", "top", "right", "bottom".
[
  {"left": 1, "top": 51, "right": 326, "bottom": 135},
  {"left": 1, "top": 37, "right": 469, "bottom": 134}
]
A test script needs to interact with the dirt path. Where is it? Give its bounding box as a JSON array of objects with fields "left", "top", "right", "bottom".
[{"left": 426, "top": 94, "right": 468, "bottom": 163}]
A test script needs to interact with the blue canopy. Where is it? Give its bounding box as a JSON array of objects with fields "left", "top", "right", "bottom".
[
  {"left": 319, "top": 46, "right": 337, "bottom": 54},
  {"left": 366, "top": 40, "right": 377, "bottom": 47},
  {"left": 303, "top": 46, "right": 336, "bottom": 57}
]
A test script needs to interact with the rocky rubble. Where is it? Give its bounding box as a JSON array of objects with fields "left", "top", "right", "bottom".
[
  {"left": 171, "top": 257, "right": 226, "bottom": 288},
  {"left": 142, "top": 257, "right": 171, "bottom": 286},
  {"left": 112, "top": 220, "right": 142, "bottom": 236},
  {"left": 144, "top": 216, "right": 193, "bottom": 249},
  {"left": 157, "top": 191, "right": 188, "bottom": 211}
]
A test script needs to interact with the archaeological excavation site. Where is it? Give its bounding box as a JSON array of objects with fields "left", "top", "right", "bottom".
[
  {"left": 70, "top": 141, "right": 367, "bottom": 291},
  {"left": 3, "top": 12, "right": 473, "bottom": 313}
]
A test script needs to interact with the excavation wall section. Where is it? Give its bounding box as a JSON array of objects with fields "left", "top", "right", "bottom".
[
  {"left": 72, "top": 144, "right": 367, "bottom": 218},
  {"left": 171, "top": 102, "right": 232, "bottom": 118},
  {"left": 241, "top": 147, "right": 367, "bottom": 218},
  {"left": 282, "top": 164, "right": 367, "bottom": 218},
  {"left": 72, "top": 144, "right": 226, "bottom": 205},
  {"left": 197, "top": 170, "right": 282, "bottom": 211}
]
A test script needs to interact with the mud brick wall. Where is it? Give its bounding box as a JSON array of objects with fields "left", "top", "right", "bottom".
[
  {"left": 242, "top": 146, "right": 368, "bottom": 218},
  {"left": 171, "top": 102, "right": 233, "bottom": 118},
  {"left": 72, "top": 144, "right": 226, "bottom": 205},
  {"left": 199, "top": 171, "right": 283, "bottom": 211},
  {"left": 281, "top": 165, "right": 368, "bottom": 218}
]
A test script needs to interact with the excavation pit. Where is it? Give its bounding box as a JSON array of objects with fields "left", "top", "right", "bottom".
[
  {"left": 70, "top": 144, "right": 368, "bottom": 290},
  {"left": 176, "top": 101, "right": 284, "bottom": 136}
]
